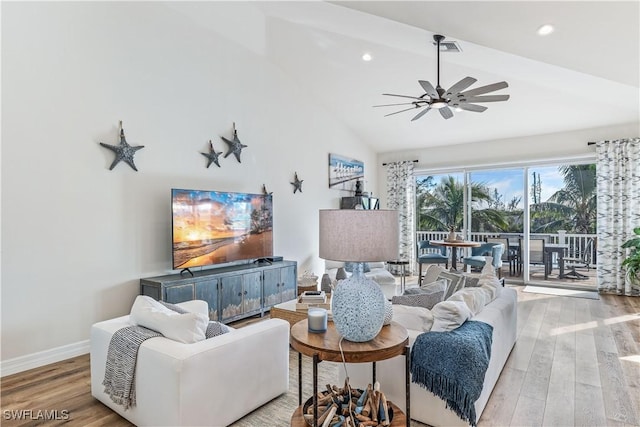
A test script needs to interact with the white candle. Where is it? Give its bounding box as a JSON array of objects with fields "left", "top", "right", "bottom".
[{"left": 308, "top": 308, "right": 327, "bottom": 333}]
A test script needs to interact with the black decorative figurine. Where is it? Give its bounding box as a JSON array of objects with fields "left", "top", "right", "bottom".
[
  {"left": 221, "top": 122, "right": 247, "bottom": 163},
  {"left": 291, "top": 172, "right": 303, "bottom": 194},
  {"left": 99, "top": 121, "right": 145, "bottom": 171},
  {"left": 262, "top": 184, "right": 273, "bottom": 196},
  {"left": 201, "top": 140, "right": 223, "bottom": 168}
]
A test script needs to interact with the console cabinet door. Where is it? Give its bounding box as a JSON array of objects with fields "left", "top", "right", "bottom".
[
  {"left": 243, "top": 272, "right": 262, "bottom": 315},
  {"left": 164, "top": 283, "right": 194, "bottom": 303},
  {"left": 220, "top": 276, "right": 243, "bottom": 322},
  {"left": 195, "top": 278, "right": 219, "bottom": 321},
  {"left": 263, "top": 268, "right": 281, "bottom": 307},
  {"left": 280, "top": 265, "right": 297, "bottom": 302}
]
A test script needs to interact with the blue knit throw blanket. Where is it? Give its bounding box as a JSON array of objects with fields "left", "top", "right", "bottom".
[{"left": 411, "top": 320, "right": 493, "bottom": 427}]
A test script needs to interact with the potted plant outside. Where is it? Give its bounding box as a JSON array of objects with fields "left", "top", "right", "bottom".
[{"left": 621, "top": 227, "right": 640, "bottom": 287}]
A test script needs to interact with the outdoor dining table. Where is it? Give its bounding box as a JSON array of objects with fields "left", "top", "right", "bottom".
[
  {"left": 508, "top": 242, "right": 569, "bottom": 279},
  {"left": 429, "top": 240, "right": 481, "bottom": 270}
]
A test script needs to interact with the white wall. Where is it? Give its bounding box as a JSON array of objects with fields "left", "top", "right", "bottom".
[
  {"left": 0, "top": 2, "right": 377, "bottom": 366},
  {"left": 375, "top": 122, "right": 639, "bottom": 206}
]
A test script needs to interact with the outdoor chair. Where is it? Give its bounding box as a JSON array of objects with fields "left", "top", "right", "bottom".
[
  {"left": 529, "top": 238, "right": 549, "bottom": 279},
  {"left": 563, "top": 237, "right": 594, "bottom": 280},
  {"left": 417, "top": 240, "right": 449, "bottom": 285},
  {"left": 487, "top": 237, "right": 517, "bottom": 276},
  {"left": 462, "top": 242, "right": 504, "bottom": 278}
]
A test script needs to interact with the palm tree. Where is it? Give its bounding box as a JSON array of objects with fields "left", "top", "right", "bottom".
[
  {"left": 533, "top": 165, "right": 596, "bottom": 233},
  {"left": 418, "top": 176, "right": 508, "bottom": 231}
]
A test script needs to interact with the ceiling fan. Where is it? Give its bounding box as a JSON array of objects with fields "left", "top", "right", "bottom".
[{"left": 375, "top": 34, "right": 509, "bottom": 121}]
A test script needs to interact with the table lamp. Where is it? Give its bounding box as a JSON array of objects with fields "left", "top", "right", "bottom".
[{"left": 319, "top": 209, "right": 399, "bottom": 342}]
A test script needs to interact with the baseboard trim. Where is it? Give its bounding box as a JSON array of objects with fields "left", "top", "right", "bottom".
[{"left": 0, "top": 340, "right": 90, "bottom": 377}]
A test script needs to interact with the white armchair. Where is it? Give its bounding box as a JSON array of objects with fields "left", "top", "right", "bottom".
[{"left": 90, "top": 300, "right": 290, "bottom": 426}]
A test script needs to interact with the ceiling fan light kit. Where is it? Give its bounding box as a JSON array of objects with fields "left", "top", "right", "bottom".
[{"left": 375, "top": 34, "right": 510, "bottom": 120}]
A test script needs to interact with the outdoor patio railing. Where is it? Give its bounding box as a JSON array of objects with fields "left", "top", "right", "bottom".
[{"left": 416, "top": 230, "right": 597, "bottom": 267}]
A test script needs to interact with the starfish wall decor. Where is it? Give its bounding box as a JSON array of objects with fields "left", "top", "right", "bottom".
[
  {"left": 290, "top": 172, "right": 303, "bottom": 194},
  {"left": 221, "top": 122, "right": 247, "bottom": 163},
  {"left": 262, "top": 184, "right": 273, "bottom": 196},
  {"left": 99, "top": 121, "right": 145, "bottom": 171},
  {"left": 201, "top": 140, "right": 223, "bottom": 168}
]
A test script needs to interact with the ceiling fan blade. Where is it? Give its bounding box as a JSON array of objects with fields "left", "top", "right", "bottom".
[
  {"left": 383, "top": 93, "right": 428, "bottom": 101},
  {"left": 444, "top": 77, "right": 477, "bottom": 97},
  {"left": 411, "top": 106, "right": 432, "bottom": 121},
  {"left": 460, "top": 81, "right": 509, "bottom": 97},
  {"left": 439, "top": 106, "right": 454, "bottom": 119},
  {"left": 465, "top": 95, "right": 510, "bottom": 103},
  {"left": 384, "top": 105, "right": 421, "bottom": 117},
  {"left": 418, "top": 80, "right": 438, "bottom": 99},
  {"left": 373, "top": 102, "right": 423, "bottom": 108},
  {"left": 457, "top": 103, "right": 488, "bottom": 112}
]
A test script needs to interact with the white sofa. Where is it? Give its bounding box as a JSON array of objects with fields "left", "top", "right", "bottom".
[
  {"left": 342, "top": 278, "right": 517, "bottom": 426},
  {"left": 325, "top": 260, "right": 398, "bottom": 299},
  {"left": 90, "top": 300, "right": 290, "bottom": 427}
]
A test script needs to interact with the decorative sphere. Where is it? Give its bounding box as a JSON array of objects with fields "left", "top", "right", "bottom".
[{"left": 331, "top": 273, "right": 386, "bottom": 342}]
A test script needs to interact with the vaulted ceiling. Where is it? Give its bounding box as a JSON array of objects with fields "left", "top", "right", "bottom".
[{"left": 170, "top": 1, "right": 640, "bottom": 153}]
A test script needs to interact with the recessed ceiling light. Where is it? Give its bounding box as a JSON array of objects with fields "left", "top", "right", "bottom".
[
  {"left": 537, "top": 24, "right": 554, "bottom": 36},
  {"left": 362, "top": 53, "right": 372, "bottom": 61}
]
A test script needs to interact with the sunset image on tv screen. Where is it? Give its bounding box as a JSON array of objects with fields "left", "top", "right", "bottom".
[{"left": 171, "top": 189, "right": 273, "bottom": 269}]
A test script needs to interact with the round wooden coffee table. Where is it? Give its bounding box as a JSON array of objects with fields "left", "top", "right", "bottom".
[{"left": 290, "top": 320, "right": 410, "bottom": 427}]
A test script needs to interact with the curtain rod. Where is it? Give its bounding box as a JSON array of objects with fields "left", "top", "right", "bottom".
[{"left": 382, "top": 159, "right": 418, "bottom": 166}]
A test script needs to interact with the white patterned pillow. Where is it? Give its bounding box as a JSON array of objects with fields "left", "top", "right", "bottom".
[
  {"left": 438, "top": 271, "right": 466, "bottom": 300},
  {"left": 392, "top": 289, "right": 445, "bottom": 310},
  {"left": 423, "top": 264, "right": 447, "bottom": 285}
]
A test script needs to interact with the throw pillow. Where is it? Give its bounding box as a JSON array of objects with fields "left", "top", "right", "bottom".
[
  {"left": 206, "top": 321, "right": 230, "bottom": 338},
  {"left": 430, "top": 300, "right": 472, "bottom": 332},
  {"left": 392, "top": 289, "right": 445, "bottom": 310},
  {"left": 422, "top": 264, "right": 446, "bottom": 285},
  {"left": 344, "top": 262, "right": 371, "bottom": 273},
  {"left": 464, "top": 276, "right": 481, "bottom": 288},
  {"left": 130, "top": 295, "right": 208, "bottom": 344},
  {"left": 478, "top": 257, "right": 502, "bottom": 297},
  {"left": 437, "top": 270, "right": 466, "bottom": 300},
  {"left": 447, "top": 287, "right": 492, "bottom": 316},
  {"left": 391, "top": 304, "right": 435, "bottom": 332},
  {"left": 417, "top": 278, "right": 449, "bottom": 294},
  {"left": 159, "top": 300, "right": 189, "bottom": 314}
]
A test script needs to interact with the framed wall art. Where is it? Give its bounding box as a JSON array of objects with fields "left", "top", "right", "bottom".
[{"left": 328, "top": 153, "right": 364, "bottom": 191}]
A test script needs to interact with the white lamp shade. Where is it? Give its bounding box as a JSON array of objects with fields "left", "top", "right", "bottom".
[{"left": 319, "top": 209, "right": 399, "bottom": 262}]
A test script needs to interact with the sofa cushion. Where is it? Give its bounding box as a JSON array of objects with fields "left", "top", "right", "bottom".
[
  {"left": 430, "top": 300, "right": 473, "bottom": 332},
  {"left": 130, "top": 295, "right": 208, "bottom": 344},
  {"left": 391, "top": 305, "right": 435, "bottom": 332},
  {"left": 392, "top": 288, "right": 445, "bottom": 310},
  {"left": 447, "top": 287, "right": 494, "bottom": 316}
]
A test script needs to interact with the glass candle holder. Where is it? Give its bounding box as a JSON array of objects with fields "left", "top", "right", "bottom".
[{"left": 307, "top": 307, "right": 328, "bottom": 333}]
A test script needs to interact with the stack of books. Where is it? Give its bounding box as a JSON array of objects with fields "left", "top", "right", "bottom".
[{"left": 296, "top": 291, "right": 330, "bottom": 311}]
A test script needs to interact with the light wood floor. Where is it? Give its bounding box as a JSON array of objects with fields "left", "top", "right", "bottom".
[{"left": 1, "top": 285, "right": 638, "bottom": 426}]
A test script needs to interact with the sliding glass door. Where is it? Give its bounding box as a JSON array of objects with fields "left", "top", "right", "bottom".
[{"left": 415, "top": 161, "right": 596, "bottom": 288}]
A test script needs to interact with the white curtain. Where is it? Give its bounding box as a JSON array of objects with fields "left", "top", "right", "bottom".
[
  {"left": 596, "top": 138, "right": 640, "bottom": 296},
  {"left": 386, "top": 161, "right": 415, "bottom": 274}
]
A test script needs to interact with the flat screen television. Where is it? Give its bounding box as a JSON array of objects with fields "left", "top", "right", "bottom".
[{"left": 171, "top": 189, "right": 273, "bottom": 270}]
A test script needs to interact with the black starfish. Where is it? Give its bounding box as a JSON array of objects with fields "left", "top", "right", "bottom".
[
  {"left": 100, "top": 126, "right": 144, "bottom": 171},
  {"left": 201, "top": 140, "right": 223, "bottom": 168},
  {"left": 262, "top": 184, "right": 273, "bottom": 196},
  {"left": 291, "top": 172, "right": 303, "bottom": 194},
  {"left": 221, "top": 128, "right": 247, "bottom": 163}
]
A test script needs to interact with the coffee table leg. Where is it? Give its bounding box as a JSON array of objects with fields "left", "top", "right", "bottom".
[
  {"left": 405, "top": 345, "right": 411, "bottom": 427},
  {"left": 298, "top": 352, "right": 302, "bottom": 405},
  {"left": 313, "top": 353, "right": 319, "bottom": 427}
]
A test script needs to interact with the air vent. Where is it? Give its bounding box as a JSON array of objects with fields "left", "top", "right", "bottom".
[{"left": 433, "top": 40, "right": 462, "bottom": 52}]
